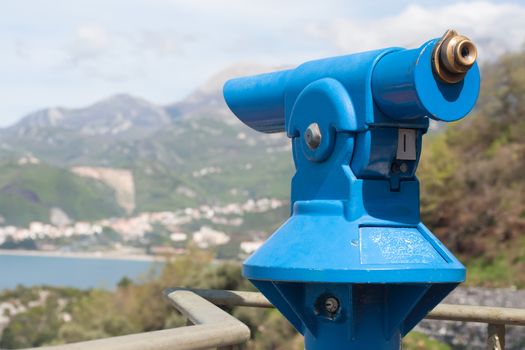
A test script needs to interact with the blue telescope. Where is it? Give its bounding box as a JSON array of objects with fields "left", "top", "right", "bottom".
[{"left": 224, "top": 30, "right": 479, "bottom": 350}]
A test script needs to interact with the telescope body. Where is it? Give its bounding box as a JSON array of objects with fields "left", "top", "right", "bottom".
[
  {"left": 224, "top": 31, "right": 479, "bottom": 350},
  {"left": 224, "top": 39, "right": 479, "bottom": 134}
]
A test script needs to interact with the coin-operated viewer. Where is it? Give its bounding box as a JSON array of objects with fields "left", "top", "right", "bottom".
[{"left": 223, "top": 30, "right": 480, "bottom": 350}]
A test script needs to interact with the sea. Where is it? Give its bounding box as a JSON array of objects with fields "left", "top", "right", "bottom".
[{"left": 0, "top": 253, "right": 160, "bottom": 291}]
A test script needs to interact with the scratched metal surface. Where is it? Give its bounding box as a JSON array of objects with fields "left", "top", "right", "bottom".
[{"left": 360, "top": 227, "right": 444, "bottom": 265}]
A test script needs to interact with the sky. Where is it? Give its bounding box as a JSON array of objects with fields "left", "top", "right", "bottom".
[{"left": 1, "top": 0, "right": 525, "bottom": 126}]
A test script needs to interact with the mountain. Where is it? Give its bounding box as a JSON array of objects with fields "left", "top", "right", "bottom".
[
  {"left": 0, "top": 94, "right": 172, "bottom": 166},
  {"left": 0, "top": 64, "right": 293, "bottom": 225},
  {"left": 9, "top": 93, "right": 171, "bottom": 134}
]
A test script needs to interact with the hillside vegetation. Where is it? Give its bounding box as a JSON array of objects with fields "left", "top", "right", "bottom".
[
  {"left": 419, "top": 49, "right": 525, "bottom": 287},
  {"left": 0, "top": 93, "right": 293, "bottom": 225},
  {"left": 0, "top": 162, "right": 124, "bottom": 226}
]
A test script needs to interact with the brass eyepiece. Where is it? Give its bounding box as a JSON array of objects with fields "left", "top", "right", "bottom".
[{"left": 432, "top": 29, "right": 478, "bottom": 84}]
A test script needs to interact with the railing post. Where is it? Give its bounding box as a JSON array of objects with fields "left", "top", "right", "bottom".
[{"left": 487, "top": 323, "right": 505, "bottom": 350}]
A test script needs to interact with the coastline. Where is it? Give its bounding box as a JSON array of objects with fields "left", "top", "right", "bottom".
[{"left": 0, "top": 249, "right": 163, "bottom": 262}]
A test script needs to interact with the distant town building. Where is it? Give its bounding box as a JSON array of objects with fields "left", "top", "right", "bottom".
[
  {"left": 192, "top": 226, "right": 230, "bottom": 249},
  {"left": 170, "top": 232, "right": 188, "bottom": 242}
]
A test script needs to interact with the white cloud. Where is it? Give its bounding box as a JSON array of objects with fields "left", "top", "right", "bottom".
[
  {"left": 69, "top": 24, "right": 111, "bottom": 61},
  {"left": 308, "top": 2, "right": 525, "bottom": 60},
  {"left": 1, "top": 0, "right": 524, "bottom": 127},
  {"left": 136, "top": 31, "right": 187, "bottom": 57},
  {"left": 69, "top": 24, "right": 187, "bottom": 62},
  {"left": 76, "top": 25, "right": 109, "bottom": 50}
]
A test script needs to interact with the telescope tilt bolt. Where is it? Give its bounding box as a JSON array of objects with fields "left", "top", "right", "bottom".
[{"left": 224, "top": 30, "right": 480, "bottom": 350}]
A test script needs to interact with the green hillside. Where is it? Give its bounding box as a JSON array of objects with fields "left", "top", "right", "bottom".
[
  {"left": 0, "top": 94, "right": 294, "bottom": 223},
  {"left": 418, "top": 49, "right": 525, "bottom": 287},
  {"left": 0, "top": 162, "right": 124, "bottom": 226},
  {"left": 132, "top": 113, "right": 293, "bottom": 213}
]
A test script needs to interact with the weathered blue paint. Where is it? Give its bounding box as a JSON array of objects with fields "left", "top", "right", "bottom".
[{"left": 224, "top": 36, "right": 479, "bottom": 349}]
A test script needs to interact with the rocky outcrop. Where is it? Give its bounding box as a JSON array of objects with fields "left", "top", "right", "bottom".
[{"left": 71, "top": 167, "right": 135, "bottom": 214}]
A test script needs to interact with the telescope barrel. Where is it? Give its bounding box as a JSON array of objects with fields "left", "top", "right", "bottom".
[
  {"left": 223, "top": 69, "right": 292, "bottom": 133},
  {"left": 224, "top": 30, "right": 479, "bottom": 132},
  {"left": 372, "top": 30, "right": 479, "bottom": 122}
]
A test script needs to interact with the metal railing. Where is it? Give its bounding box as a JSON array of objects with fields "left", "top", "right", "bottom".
[
  {"left": 32, "top": 290, "right": 250, "bottom": 350},
  {"left": 27, "top": 288, "right": 525, "bottom": 350},
  {"left": 166, "top": 288, "right": 525, "bottom": 350}
]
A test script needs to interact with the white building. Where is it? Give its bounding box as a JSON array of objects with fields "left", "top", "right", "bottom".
[{"left": 192, "top": 226, "right": 230, "bottom": 249}]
